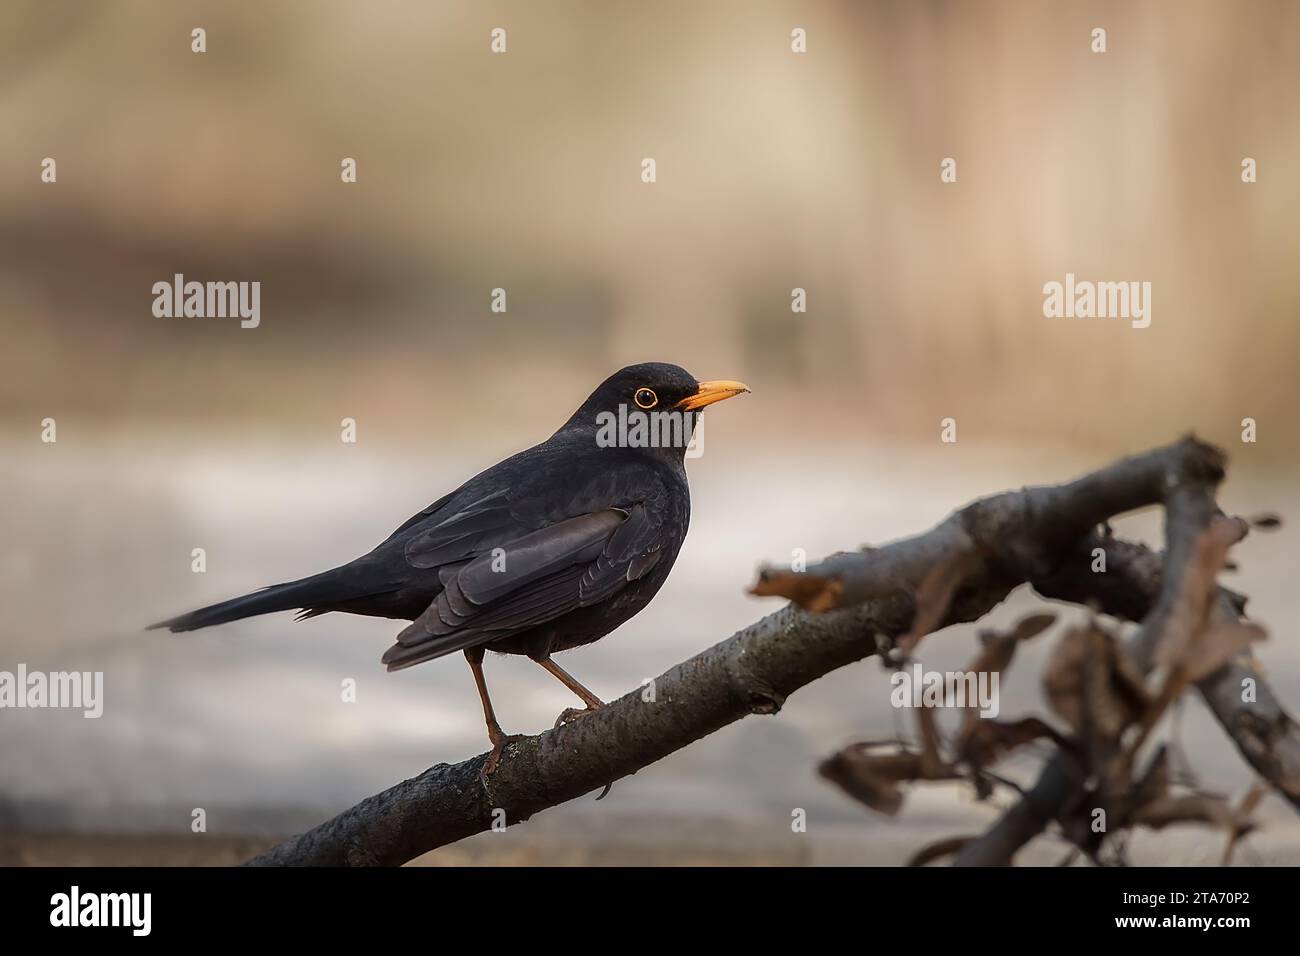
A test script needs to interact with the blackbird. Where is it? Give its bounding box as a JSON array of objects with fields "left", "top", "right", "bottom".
[{"left": 151, "top": 363, "right": 749, "bottom": 772}]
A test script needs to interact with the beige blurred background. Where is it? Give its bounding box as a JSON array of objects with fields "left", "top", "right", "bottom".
[{"left": 1, "top": 0, "right": 1298, "bottom": 864}]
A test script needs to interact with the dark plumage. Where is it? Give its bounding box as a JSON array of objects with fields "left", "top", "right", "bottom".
[{"left": 150, "top": 362, "right": 749, "bottom": 771}]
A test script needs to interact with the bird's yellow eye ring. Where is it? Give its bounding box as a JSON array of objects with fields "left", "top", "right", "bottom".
[{"left": 634, "top": 387, "right": 658, "bottom": 409}]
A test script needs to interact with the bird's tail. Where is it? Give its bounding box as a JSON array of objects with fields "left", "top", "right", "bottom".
[{"left": 148, "top": 568, "right": 360, "bottom": 633}]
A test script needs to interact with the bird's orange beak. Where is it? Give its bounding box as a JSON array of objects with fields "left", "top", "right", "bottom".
[{"left": 674, "top": 380, "right": 751, "bottom": 411}]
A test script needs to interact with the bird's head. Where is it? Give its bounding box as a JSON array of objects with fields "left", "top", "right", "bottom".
[{"left": 560, "top": 362, "right": 750, "bottom": 457}]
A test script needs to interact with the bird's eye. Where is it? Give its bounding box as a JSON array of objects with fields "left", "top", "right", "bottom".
[{"left": 634, "top": 387, "right": 658, "bottom": 409}]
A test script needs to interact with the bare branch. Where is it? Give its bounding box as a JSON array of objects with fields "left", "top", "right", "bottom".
[
  {"left": 247, "top": 595, "right": 985, "bottom": 866},
  {"left": 752, "top": 436, "right": 1225, "bottom": 611},
  {"left": 954, "top": 485, "right": 1298, "bottom": 865},
  {"left": 247, "top": 437, "right": 1294, "bottom": 866}
]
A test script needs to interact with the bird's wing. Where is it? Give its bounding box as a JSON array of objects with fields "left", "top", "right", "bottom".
[
  {"left": 380, "top": 498, "right": 669, "bottom": 669},
  {"left": 402, "top": 487, "right": 518, "bottom": 569},
  {"left": 386, "top": 490, "right": 456, "bottom": 537}
]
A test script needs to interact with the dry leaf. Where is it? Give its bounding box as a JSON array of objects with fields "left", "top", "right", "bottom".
[
  {"left": 1221, "top": 785, "right": 1267, "bottom": 866},
  {"left": 958, "top": 613, "right": 1056, "bottom": 738},
  {"left": 1084, "top": 630, "right": 1148, "bottom": 745},
  {"left": 1044, "top": 626, "right": 1089, "bottom": 730},
  {"left": 819, "top": 739, "right": 958, "bottom": 816},
  {"left": 1182, "top": 621, "right": 1266, "bottom": 683},
  {"left": 1044, "top": 624, "right": 1147, "bottom": 738},
  {"left": 897, "top": 549, "right": 982, "bottom": 656},
  {"left": 968, "top": 613, "right": 1056, "bottom": 677},
  {"left": 959, "top": 717, "right": 1066, "bottom": 768},
  {"left": 916, "top": 704, "right": 947, "bottom": 778},
  {"left": 818, "top": 748, "right": 921, "bottom": 815},
  {"left": 1131, "top": 793, "right": 1240, "bottom": 831},
  {"left": 1153, "top": 516, "right": 1248, "bottom": 673},
  {"left": 749, "top": 568, "right": 842, "bottom": 612}
]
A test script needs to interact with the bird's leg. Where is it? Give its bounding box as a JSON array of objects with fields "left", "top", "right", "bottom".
[
  {"left": 536, "top": 657, "right": 606, "bottom": 728},
  {"left": 466, "top": 649, "right": 524, "bottom": 777}
]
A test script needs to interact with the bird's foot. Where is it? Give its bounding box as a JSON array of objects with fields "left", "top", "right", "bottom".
[
  {"left": 480, "top": 733, "right": 527, "bottom": 781},
  {"left": 553, "top": 702, "right": 603, "bottom": 729}
]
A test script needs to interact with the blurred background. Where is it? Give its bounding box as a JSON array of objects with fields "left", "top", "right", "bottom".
[{"left": 1, "top": 0, "right": 1298, "bottom": 864}]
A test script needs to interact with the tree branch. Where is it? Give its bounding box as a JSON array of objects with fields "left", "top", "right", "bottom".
[
  {"left": 753, "top": 435, "right": 1298, "bottom": 864},
  {"left": 954, "top": 482, "right": 1298, "bottom": 865},
  {"left": 246, "top": 593, "right": 992, "bottom": 866},
  {"left": 247, "top": 436, "right": 1295, "bottom": 866},
  {"left": 751, "top": 436, "right": 1226, "bottom": 612},
  {"left": 951, "top": 546, "right": 1300, "bottom": 864}
]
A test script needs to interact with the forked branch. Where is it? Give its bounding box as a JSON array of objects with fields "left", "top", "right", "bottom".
[{"left": 248, "top": 437, "right": 1295, "bottom": 866}]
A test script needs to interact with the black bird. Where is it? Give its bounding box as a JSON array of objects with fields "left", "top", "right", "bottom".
[{"left": 151, "top": 363, "right": 749, "bottom": 772}]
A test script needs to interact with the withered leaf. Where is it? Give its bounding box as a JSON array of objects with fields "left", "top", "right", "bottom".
[
  {"left": 749, "top": 568, "right": 842, "bottom": 613},
  {"left": 1182, "top": 621, "right": 1266, "bottom": 684},
  {"left": 897, "top": 548, "right": 982, "bottom": 656},
  {"left": 819, "top": 739, "right": 958, "bottom": 817},
  {"left": 1044, "top": 623, "right": 1148, "bottom": 739},
  {"left": 1131, "top": 793, "right": 1242, "bottom": 831},
  {"left": 968, "top": 613, "right": 1056, "bottom": 678},
  {"left": 916, "top": 704, "right": 947, "bottom": 778},
  {"left": 1153, "top": 515, "right": 1249, "bottom": 673},
  {"left": 818, "top": 748, "right": 921, "bottom": 816},
  {"left": 1221, "top": 785, "right": 1267, "bottom": 866},
  {"left": 957, "top": 613, "right": 1057, "bottom": 742},
  {"left": 959, "top": 717, "right": 1066, "bottom": 768}
]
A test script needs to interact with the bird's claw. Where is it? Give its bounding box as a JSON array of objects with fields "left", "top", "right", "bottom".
[{"left": 480, "top": 733, "right": 527, "bottom": 783}]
